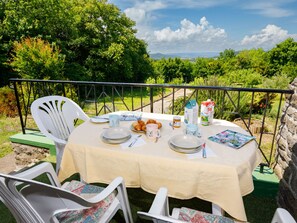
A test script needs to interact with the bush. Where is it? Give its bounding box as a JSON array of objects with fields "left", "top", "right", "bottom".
[
  {"left": 145, "top": 75, "right": 165, "bottom": 95},
  {"left": 0, "top": 86, "right": 18, "bottom": 117},
  {"left": 9, "top": 37, "right": 65, "bottom": 80}
]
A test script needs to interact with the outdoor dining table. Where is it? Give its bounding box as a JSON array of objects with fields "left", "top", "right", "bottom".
[{"left": 58, "top": 111, "right": 262, "bottom": 221}]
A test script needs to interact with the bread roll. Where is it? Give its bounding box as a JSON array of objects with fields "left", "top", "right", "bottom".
[
  {"left": 156, "top": 121, "right": 162, "bottom": 129},
  {"left": 141, "top": 125, "right": 147, "bottom": 131},
  {"left": 146, "top": 119, "right": 157, "bottom": 124},
  {"left": 134, "top": 124, "right": 142, "bottom": 131},
  {"left": 138, "top": 120, "right": 145, "bottom": 126}
]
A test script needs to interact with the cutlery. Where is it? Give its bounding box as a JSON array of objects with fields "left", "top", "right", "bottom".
[
  {"left": 155, "top": 135, "right": 161, "bottom": 143},
  {"left": 129, "top": 135, "right": 142, "bottom": 147},
  {"left": 202, "top": 143, "right": 207, "bottom": 158}
]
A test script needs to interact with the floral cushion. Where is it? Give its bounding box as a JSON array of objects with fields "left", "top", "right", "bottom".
[
  {"left": 55, "top": 180, "right": 115, "bottom": 223},
  {"left": 178, "top": 207, "right": 235, "bottom": 223}
]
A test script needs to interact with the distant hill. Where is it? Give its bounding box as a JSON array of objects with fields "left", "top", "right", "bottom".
[{"left": 150, "top": 52, "right": 219, "bottom": 60}]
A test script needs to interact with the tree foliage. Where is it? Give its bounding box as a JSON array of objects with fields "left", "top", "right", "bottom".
[
  {"left": 268, "top": 38, "right": 297, "bottom": 78},
  {"left": 10, "top": 38, "right": 65, "bottom": 79},
  {"left": 0, "top": 0, "right": 152, "bottom": 85},
  {"left": 150, "top": 38, "right": 297, "bottom": 89}
]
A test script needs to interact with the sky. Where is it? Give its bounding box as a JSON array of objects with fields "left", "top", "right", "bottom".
[{"left": 108, "top": 0, "right": 297, "bottom": 55}]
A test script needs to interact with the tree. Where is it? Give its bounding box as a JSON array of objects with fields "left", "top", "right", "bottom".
[
  {"left": 268, "top": 38, "right": 297, "bottom": 77},
  {"left": 192, "top": 58, "right": 209, "bottom": 78},
  {"left": 192, "top": 58, "right": 224, "bottom": 77},
  {"left": 0, "top": 0, "right": 152, "bottom": 83},
  {"left": 234, "top": 49, "right": 269, "bottom": 76},
  {"left": 151, "top": 58, "right": 193, "bottom": 83},
  {"left": 218, "top": 49, "right": 236, "bottom": 60}
]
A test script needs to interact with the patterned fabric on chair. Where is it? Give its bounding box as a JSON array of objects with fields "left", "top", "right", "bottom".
[
  {"left": 56, "top": 181, "right": 116, "bottom": 223},
  {"left": 178, "top": 207, "right": 235, "bottom": 223}
]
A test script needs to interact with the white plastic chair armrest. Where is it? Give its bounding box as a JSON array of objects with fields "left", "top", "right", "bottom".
[
  {"left": 14, "top": 162, "right": 61, "bottom": 187},
  {"left": 137, "top": 188, "right": 186, "bottom": 222},
  {"left": 149, "top": 187, "right": 170, "bottom": 216},
  {"left": 271, "top": 208, "right": 296, "bottom": 223},
  {"left": 86, "top": 177, "right": 125, "bottom": 203},
  {"left": 40, "top": 128, "right": 67, "bottom": 145},
  {"left": 172, "top": 208, "right": 180, "bottom": 219},
  {"left": 212, "top": 203, "right": 224, "bottom": 216}
]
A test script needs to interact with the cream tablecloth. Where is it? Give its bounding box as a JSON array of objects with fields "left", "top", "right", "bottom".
[{"left": 59, "top": 112, "right": 262, "bottom": 221}]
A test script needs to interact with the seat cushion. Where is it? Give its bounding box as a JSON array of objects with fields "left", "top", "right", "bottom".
[
  {"left": 56, "top": 180, "right": 115, "bottom": 223},
  {"left": 178, "top": 207, "right": 235, "bottom": 223}
]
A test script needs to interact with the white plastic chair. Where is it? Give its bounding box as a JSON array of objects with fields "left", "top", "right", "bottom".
[
  {"left": 31, "top": 96, "right": 89, "bottom": 173},
  {"left": 271, "top": 208, "right": 296, "bottom": 223},
  {"left": 138, "top": 187, "right": 296, "bottom": 223},
  {"left": 0, "top": 177, "right": 34, "bottom": 222},
  {"left": 0, "top": 162, "right": 133, "bottom": 223}
]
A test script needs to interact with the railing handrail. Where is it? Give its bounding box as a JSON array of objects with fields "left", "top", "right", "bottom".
[{"left": 9, "top": 78, "right": 294, "bottom": 94}]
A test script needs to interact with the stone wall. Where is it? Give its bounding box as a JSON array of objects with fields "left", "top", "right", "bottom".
[
  {"left": 12, "top": 143, "right": 49, "bottom": 168},
  {"left": 274, "top": 78, "right": 297, "bottom": 220}
]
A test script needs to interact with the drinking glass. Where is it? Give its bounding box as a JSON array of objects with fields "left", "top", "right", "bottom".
[{"left": 109, "top": 114, "right": 120, "bottom": 128}]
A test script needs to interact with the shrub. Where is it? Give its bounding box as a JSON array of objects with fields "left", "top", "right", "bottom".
[
  {"left": 0, "top": 86, "right": 18, "bottom": 117},
  {"left": 145, "top": 75, "right": 165, "bottom": 95},
  {"left": 9, "top": 37, "right": 65, "bottom": 80}
]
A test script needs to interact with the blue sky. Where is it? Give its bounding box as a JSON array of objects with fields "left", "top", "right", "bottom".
[{"left": 108, "top": 0, "right": 297, "bottom": 54}]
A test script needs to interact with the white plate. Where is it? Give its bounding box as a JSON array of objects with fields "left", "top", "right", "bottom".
[
  {"left": 90, "top": 116, "right": 109, "bottom": 123},
  {"left": 102, "top": 134, "right": 132, "bottom": 144},
  {"left": 102, "top": 127, "right": 131, "bottom": 140},
  {"left": 169, "top": 142, "right": 201, "bottom": 154},
  {"left": 169, "top": 134, "right": 203, "bottom": 149}
]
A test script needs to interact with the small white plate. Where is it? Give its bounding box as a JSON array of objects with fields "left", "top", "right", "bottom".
[
  {"left": 102, "top": 134, "right": 132, "bottom": 144},
  {"left": 130, "top": 124, "right": 145, "bottom": 133},
  {"left": 102, "top": 127, "right": 131, "bottom": 140},
  {"left": 169, "top": 134, "right": 202, "bottom": 149},
  {"left": 90, "top": 116, "right": 109, "bottom": 123},
  {"left": 169, "top": 142, "right": 202, "bottom": 154}
]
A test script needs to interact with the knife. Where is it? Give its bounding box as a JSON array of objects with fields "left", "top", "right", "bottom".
[
  {"left": 128, "top": 135, "right": 142, "bottom": 147},
  {"left": 202, "top": 143, "right": 207, "bottom": 158}
]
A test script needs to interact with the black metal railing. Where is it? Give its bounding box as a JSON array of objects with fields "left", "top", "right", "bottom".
[{"left": 10, "top": 78, "right": 294, "bottom": 168}]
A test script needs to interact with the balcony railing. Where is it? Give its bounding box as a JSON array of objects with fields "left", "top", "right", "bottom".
[{"left": 10, "top": 78, "right": 294, "bottom": 169}]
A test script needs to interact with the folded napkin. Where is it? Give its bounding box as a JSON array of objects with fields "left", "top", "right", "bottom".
[
  {"left": 186, "top": 145, "right": 217, "bottom": 159},
  {"left": 120, "top": 112, "right": 142, "bottom": 121},
  {"left": 121, "top": 134, "right": 146, "bottom": 149},
  {"left": 95, "top": 112, "right": 142, "bottom": 121}
]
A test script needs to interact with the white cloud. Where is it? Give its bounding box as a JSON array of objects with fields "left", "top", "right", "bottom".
[
  {"left": 134, "top": 1, "right": 166, "bottom": 11},
  {"left": 123, "top": 1, "right": 166, "bottom": 33},
  {"left": 124, "top": 8, "right": 146, "bottom": 24},
  {"left": 241, "top": 0, "right": 295, "bottom": 17},
  {"left": 147, "top": 17, "right": 228, "bottom": 53},
  {"left": 241, "top": 24, "right": 297, "bottom": 49},
  {"left": 153, "top": 17, "right": 225, "bottom": 42}
]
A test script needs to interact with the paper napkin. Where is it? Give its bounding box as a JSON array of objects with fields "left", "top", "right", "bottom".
[
  {"left": 121, "top": 134, "right": 146, "bottom": 149},
  {"left": 186, "top": 145, "right": 217, "bottom": 159}
]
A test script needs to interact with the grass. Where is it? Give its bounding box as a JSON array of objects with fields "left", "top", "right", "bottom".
[{"left": 0, "top": 116, "right": 22, "bottom": 158}]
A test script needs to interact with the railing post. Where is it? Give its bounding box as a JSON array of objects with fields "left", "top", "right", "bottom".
[
  {"left": 12, "top": 81, "right": 26, "bottom": 134},
  {"left": 150, "top": 87, "right": 153, "bottom": 113}
]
